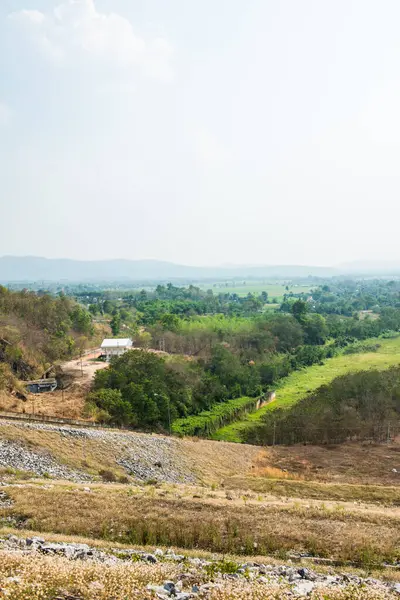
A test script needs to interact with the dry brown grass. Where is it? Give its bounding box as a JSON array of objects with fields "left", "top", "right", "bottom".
[
  {"left": 180, "top": 437, "right": 260, "bottom": 483},
  {"left": 3, "top": 483, "right": 400, "bottom": 565},
  {"left": 2, "top": 416, "right": 400, "bottom": 488},
  {"left": 0, "top": 354, "right": 108, "bottom": 419},
  {"left": 0, "top": 385, "right": 87, "bottom": 419},
  {"left": 262, "top": 442, "right": 400, "bottom": 485},
  {"left": 223, "top": 476, "right": 400, "bottom": 506},
  {"left": 0, "top": 551, "right": 177, "bottom": 600},
  {"left": 0, "top": 551, "right": 398, "bottom": 600}
]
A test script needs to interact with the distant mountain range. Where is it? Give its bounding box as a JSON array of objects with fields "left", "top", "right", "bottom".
[
  {"left": 0, "top": 256, "right": 336, "bottom": 282},
  {"left": 338, "top": 260, "right": 400, "bottom": 275},
  {"left": 1, "top": 256, "right": 400, "bottom": 283}
]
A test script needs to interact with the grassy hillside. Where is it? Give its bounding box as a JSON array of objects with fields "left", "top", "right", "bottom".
[{"left": 213, "top": 336, "right": 400, "bottom": 442}]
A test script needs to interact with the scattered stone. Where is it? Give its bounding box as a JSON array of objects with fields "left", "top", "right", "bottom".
[
  {"left": 0, "top": 491, "right": 13, "bottom": 507},
  {"left": 145, "top": 554, "right": 158, "bottom": 564},
  {"left": 0, "top": 420, "right": 196, "bottom": 484},
  {"left": 0, "top": 439, "right": 89, "bottom": 482},
  {"left": 0, "top": 534, "right": 397, "bottom": 599},
  {"left": 293, "top": 580, "right": 316, "bottom": 595},
  {"left": 298, "top": 567, "right": 317, "bottom": 581}
]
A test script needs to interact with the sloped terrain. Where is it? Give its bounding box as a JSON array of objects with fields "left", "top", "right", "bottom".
[{"left": 1, "top": 420, "right": 400, "bottom": 599}]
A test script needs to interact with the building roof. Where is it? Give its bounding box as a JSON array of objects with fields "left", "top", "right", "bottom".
[{"left": 101, "top": 338, "right": 132, "bottom": 349}]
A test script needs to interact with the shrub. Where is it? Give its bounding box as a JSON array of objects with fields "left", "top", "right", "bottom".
[{"left": 99, "top": 469, "right": 117, "bottom": 483}]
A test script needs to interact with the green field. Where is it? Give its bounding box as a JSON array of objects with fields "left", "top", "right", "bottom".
[
  {"left": 212, "top": 336, "right": 400, "bottom": 443},
  {"left": 196, "top": 281, "right": 312, "bottom": 300}
]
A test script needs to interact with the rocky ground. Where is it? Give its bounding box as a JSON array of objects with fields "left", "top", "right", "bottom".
[
  {"left": 0, "top": 420, "right": 196, "bottom": 483},
  {"left": 0, "top": 438, "right": 90, "bottom": 481},
  {"left": 1, "top": 534, "right": 399, "bottom": 599}
]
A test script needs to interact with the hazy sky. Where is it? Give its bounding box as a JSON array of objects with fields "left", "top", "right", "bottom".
[{"left": 1, "top": 0, "right": 400, "bottom": 266}]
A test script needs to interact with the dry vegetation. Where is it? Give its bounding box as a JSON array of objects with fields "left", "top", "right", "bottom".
[
  {"left": 1, "top": 551, "right": 398, "bottom": 600},
  {"left": 2, "top": 481, "right": 400, "bottom": 565},
  {"left": 1, "top": 421, "right": 400, "bottom": 597},
  {"left": 255, "top": 442, "right": 400, "bottom": 485},
  {"left": 0, "top": 551, "right": 178, "bottom": 600}
]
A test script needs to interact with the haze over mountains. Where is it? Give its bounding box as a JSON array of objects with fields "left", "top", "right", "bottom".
[
  {"left": 0, "top": 256, "right": 336, "bottom": 282},
  {"left": 1, "top": 256, "right": 400, "bottom": 283}
]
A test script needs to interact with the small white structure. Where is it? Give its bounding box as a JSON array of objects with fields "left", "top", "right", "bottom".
[{"left": 101, "top": 338, "right": 133, "bottom": 361}]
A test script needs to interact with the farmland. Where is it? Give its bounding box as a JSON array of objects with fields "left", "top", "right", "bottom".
[{"left": 196, "top": 280, "right": 312, "bottom": 300}]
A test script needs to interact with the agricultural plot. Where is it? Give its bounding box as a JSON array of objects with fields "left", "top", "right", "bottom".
[{"left": 196, "top": 281, "right": 312, "bottom": 300}]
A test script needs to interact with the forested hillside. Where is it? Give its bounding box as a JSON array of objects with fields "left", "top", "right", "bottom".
[{"left": 0, "top": 286, "right": 96, "bottom": 392}]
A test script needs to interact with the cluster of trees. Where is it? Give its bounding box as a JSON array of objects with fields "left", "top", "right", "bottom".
[
  {"left": 88, "top": 351, "right": 190, "bottom": 428},
  {"left": 247, "top": 367, "right": 400, "bottom": 446},
  {"left": 88, "top": 308, "right": 337, "bottom": 430},
  {"left": 78, "top": 283, "right": 273, "bottom": 332},
  {"left": 89, "top": 347, "right": 266, "bottom": 429},
  {"left": 86, "top": 282, "right": 400, "bottom": 431},
  {"left": 0, "top": 287, "right": 95, "bottom": 381},
  {"left": 294, "top": 279, "right": 400, "bottom": 316},
  {"left": 0, "top": 287, "right": 93, "bottom": 337}
]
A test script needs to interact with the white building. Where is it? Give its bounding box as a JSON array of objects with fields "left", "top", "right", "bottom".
[{"left": 101, "top": 338, "right": 133, "bottom": 361}]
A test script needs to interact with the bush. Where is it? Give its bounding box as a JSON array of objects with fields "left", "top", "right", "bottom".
[
  {"left": 118, "top": 475, "right": 130, "bottom": 484},
  {"left": 99, "top": 469, "right": 117, "bottom": 483}
]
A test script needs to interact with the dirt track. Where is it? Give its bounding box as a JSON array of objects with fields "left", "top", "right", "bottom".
[{"left": 0, "top": 350, "right": 107, "bottom": 420}]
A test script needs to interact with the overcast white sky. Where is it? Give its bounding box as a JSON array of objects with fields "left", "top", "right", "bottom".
[{"left": 1, "top": 0, "right": 400, "bottom": 266}]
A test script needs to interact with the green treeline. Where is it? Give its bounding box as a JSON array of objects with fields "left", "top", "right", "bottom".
[{"left": 246, "top": 367, "right": 400, "bottom": 446}]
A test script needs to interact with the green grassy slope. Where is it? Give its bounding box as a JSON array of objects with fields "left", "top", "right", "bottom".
[{"left": 212, "top": 336, "right": 400, "bottom": 443}]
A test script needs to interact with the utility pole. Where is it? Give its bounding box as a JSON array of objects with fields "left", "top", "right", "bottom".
[{"left": 272, "top": 421, "right": 276, "bottom": 446}]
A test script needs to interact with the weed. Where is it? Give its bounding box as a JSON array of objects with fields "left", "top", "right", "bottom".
[{"left": 205, "top": 559, "right": 239, "bottom": 577}]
